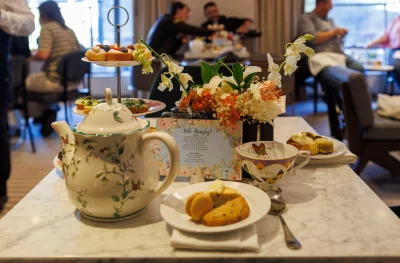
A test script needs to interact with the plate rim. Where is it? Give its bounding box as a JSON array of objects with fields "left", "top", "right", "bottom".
[
  {"left": 160, "top": 181, "right": 270, "bottom": 234},
  {"left": 81, "top": 57, "right": 154, "bottom": 67},
  {"left": 72, "top": 98, "right": 166, "bottom": 117}
]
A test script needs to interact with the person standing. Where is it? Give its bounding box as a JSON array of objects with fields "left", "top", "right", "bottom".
[
  {"left": 147, "top": 1, "right": 212, "bottom": 57},
  {"left": 0, "top": 0, "right": 35, "bottom": 211}
]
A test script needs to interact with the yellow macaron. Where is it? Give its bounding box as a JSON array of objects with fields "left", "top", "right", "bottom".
[{"left": 314, "top": 138, "right": 334, "bottom": 154}]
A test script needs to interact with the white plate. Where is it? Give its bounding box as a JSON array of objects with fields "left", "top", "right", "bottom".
[
  {"left": 160, "top": 181, "right": 270, "bottom": 234},
  {"left": 81, "top": 57, "right": 154, "bottom": 67},
  {"left": 297, "top": 137, "right": 346, "bottom": 160},
  {"left": 73, "top": 98, "right": 166, "bottom": 117}
]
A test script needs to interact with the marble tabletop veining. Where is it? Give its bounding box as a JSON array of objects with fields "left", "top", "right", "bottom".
[{"left": 0, "top": 117, "right": 399, "bottom": 263}]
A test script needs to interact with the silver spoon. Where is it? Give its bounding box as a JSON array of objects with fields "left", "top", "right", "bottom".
[{"left": 268, "top": 190, "right": 302, "bottom": 250}]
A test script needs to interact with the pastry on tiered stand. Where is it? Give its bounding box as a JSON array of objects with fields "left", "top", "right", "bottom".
[{"left": 85, "top": 43, "right": 151, "bottom": 62}]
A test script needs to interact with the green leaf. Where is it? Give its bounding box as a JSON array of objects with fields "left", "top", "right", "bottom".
[
  {"left": 212, "top": 58, "right": 225, "bottom": 75},
  {"left": 113, "top": 206, "right": 119, "bottom": 211},
  {"left": 105, "top": 152, "right": 111, "bottom": 158},
  {"left": 124, "top": 177, "right": 130, "bottom": 185},
  {"left": 200, "top": 62, "right": 214, "bottom": 83},
  {"left": 128, "top": 196, "right": 135, "bottom": 200},
  {"left": 113, "top": 111, "right": 123, "bottom": 123},
  {"left": 127, "top": 168, "right": 135, "bottom": 174},
  {"left": 122, "top": 191, "right": 128, "bottom": 199},
  {"left": 116, "top": 181, "right": 123, "bottom": 186},
  {"left": 118, "top": 145, "right": 125, "bottom": 156},
  {"left": 225, "top": 80, "right": 240, "bottom": 91},
  {"left": 76, "top": 196, "right": 82, "bottom": 203},
  {"left": 103, "top": 162, "right": 107, "bottom": 171},
  {"left": 110, "top": 155, "right": 120, "bottom": 165},
  {"left": 82, "top": 201, "right": 87, "bottom": 208},
  {"left": 112, "top": 167, "right": 117, "bottom": 173},
  {"left": 233, "top": 63, "right": 243, "bottom": 87},
  {"left": 111, "top": 195, "right": 120, "bottom": 202},
  {"left": 243, "top": 73, "right": 256, "bottom": 90},
  {"left": 113, "top": 212, "right": 121, "bottom": 218}
]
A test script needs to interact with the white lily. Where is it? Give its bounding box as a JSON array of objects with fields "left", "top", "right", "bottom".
[
  {"left": 196, "top": 75, "right": 223, "bottom": 96},
  {"left": 244, "top": 66, "right": 262, "bottom": 79},
  {"left": 304, "top": 47, "right": 315, "bottom": 58},
  {"left": 158, "top": 74, "right": 173, "bottom": 91},
  {"left": 165, "top": 61, "right": 183, "bottom": 74},
  {"left": 142, "top": 60, "right": 153, "bottom": 74},
  {"left": 283, "top": 55, "right": 298, "bottom": 76},
  {"left": 178, "top": 73, "right": 193, "bottom": 91},
  {"left": 248, "top": 82, "right": 262, "bottom": 101},
  {"left": 268, "top": 71, "right": 282, "bottom": 88},
  {"left": 285, "top": 37, "right": 307, "bottom": 59},
  {"left": 267, "top": 53, "right": 279, "bottom": 72}
]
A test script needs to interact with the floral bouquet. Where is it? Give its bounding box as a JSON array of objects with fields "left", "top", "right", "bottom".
[{"left": 136, "top": 35, "right": 315, "bottom": 126}]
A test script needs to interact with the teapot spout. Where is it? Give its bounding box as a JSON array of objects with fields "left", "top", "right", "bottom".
[{"left": 51, "top": 121, "right": 75, "bottom": 164}]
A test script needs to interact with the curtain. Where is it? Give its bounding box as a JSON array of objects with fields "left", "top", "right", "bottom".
[
  {"left": 256, "top": 0, "right": 305, "bottom": 56},
  {"left": 133, "top": 0, "right": 172, "bottom": 41}
]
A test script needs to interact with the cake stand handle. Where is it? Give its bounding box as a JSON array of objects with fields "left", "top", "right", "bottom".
[{"left": 107, "top": 6, "right": 130, "bottom": 103}]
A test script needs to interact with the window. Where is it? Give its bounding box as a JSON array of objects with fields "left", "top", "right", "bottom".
[
  {"left": 27, "top": 0, "right": 134, "bottom": 76},
  {"left": 304, "top": 0, "right": 400, "bottom": 63}
]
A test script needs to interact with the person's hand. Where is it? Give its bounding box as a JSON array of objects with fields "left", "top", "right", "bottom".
[
  {"left": 334, "top": 27, "right": 348, "bottom": 37},
  {"left": 236, "top": 24, "right": 249, "bottom": 34}
]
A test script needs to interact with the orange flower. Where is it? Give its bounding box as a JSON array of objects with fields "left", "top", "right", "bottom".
[{"left": 260, "top": 81, "right": 282, "bottom": 101}]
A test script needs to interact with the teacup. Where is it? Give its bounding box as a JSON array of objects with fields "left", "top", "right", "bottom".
[{"left": 235, "top": 141, "right": 310, "bottom": 191}]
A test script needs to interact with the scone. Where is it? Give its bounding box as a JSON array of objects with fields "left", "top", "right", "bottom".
[
  {"left": 202, "top": 196, "right": 250, "bottom": 226},
  {"left": 287, "top": 133, "right": 319, "bottom": 155},
  {"left": 185, "top": 192, "right": 213, "bottom": 221},
  {"left": 208, "top": 187, "right": 241, "bottom": 208},
  {"left": 314, "top": 138, "right": 334, "bottom": 154},
  {"left": 107, "top": 49, "right": 132, "bottom": 61},
  {"left": 85, "top": 46, "right": 106, "bottom": 61}
]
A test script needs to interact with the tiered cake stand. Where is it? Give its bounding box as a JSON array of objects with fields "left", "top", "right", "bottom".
[{"left": 79, "top": 6, "right": 164, "bottom": 116}]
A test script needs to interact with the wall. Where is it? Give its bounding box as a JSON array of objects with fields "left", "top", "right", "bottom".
[{"left": 180, "top": 0, "right": 256, "bottom": 28}]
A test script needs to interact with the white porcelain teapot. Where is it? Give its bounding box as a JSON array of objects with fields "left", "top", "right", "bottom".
[{"left": 52, "top": 88, "right": 180, "bottom": 221}]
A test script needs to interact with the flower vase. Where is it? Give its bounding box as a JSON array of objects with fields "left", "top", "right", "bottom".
[
  {"left": 242, "top": 121, "right": 274, "bottom": 143},
  {"left": 242, "top": 121, "right": 274, "bottom": 179}
]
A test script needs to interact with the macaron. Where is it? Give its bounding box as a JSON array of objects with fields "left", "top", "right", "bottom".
[{"left": 314, "top": 138, "right": 334, "bottom": 154}]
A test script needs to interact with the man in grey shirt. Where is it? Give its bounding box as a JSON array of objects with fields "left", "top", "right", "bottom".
[{"left": 296, "top": 0, "right": 363, "bottom": 87}]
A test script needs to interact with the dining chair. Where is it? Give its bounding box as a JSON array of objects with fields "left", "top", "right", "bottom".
[
  {"left": 57, "top": 50, "right": 91, "bottom": 123},
  {"left": 10, "top": 55, "right": 36, "bottom": 153},
  {"left": 325, "top": 66, "right": 400, "bottom": 175}
]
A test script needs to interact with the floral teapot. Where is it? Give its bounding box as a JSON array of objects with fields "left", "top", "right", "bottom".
[{"left": 52, "top": 88, "right": 180, "bottom": 221}]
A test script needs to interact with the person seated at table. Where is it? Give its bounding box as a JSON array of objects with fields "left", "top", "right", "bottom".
[
  {"left": 296, "top": 0, "right": 363, "bottom": 97},
  {"left": 147, "top": 1, "right": 213, "bottom": 57},
  {"left": 27, "top": 0, "right": 80, "bottom": 137},
  {"left": 366, "top": 16, "right": 400, "bottom": 88},
  {"left": 201, "top": 2, "right": 253, "bottom": 34}
]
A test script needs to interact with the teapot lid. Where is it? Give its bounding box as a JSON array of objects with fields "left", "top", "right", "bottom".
[{"left": 75, "top": 88, "right": 148, "bottom": 135}]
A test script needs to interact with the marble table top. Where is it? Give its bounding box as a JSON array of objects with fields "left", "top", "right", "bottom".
[{"left": 0, "top": 117, "right": 399, "bottom": 263}]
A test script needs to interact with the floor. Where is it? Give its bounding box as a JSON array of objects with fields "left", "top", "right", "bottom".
[{"left": 1, "top": 98, "right": 399, "bottom": 219}]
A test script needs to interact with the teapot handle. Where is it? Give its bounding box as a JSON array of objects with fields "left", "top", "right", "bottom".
[{"left": 141, "top": 132, "right": 180, "bottom": 201}]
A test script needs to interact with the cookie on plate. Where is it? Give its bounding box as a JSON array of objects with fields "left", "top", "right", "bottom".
[
  {"left": 314, "top": 138, "right": 334, "bottom": 154},
  {"left": 201, "top": 196, "right": 250, "bottom": 226}
]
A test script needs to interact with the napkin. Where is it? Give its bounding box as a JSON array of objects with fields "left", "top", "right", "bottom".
[
  {"left": 377, "top": 93, "right": 400, "bottom": 120},
  {"left": 296, "top": 149, "right": 356, "bottom": 165},
  {"left": 170, "top": 224, "right": 259, "bottom": 251},
  {"left": 308, "top": 52, "right": 347, "bottom": 76}
]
